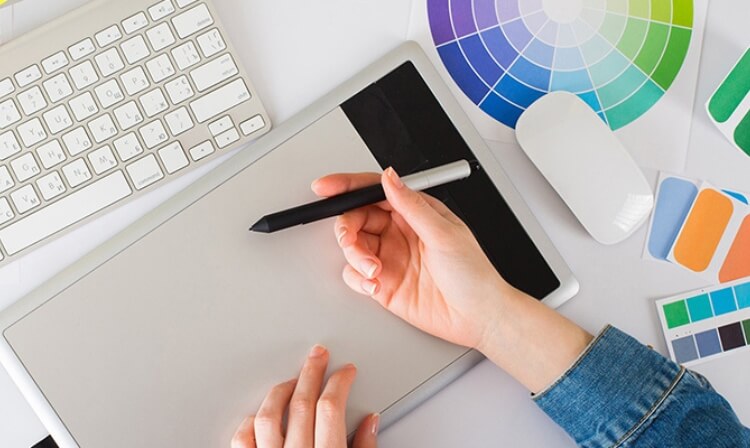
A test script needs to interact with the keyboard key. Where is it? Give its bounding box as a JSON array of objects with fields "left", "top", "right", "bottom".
[
  {"left": 62, "top": 158, "right": 93, "bottom": 188},
  {"left": 145, "top": 54, "right": 175, "bottom": 83},
  {"left": 18, "top": 86, "right": 48, "bottom": 115},
  {"left": 139, "top": 120, "right": 168, "bottom": 148},
  {"left": 69, "top": 61, "right": 100, "bottom": 90},
  {"left": 189, "top": 141, "right": 214, "bottom": 161},
  {"left": 172, "top": 4, "right": 213, "bottom": 39},
  {"left": 171, "top": 41, "right": 201, "bottom": 70},
  {"left": 121, "top": 67, "right": 151, "bottom": 96},
  {"left": 10, "top": 184, "right": 41, "bottom": 214},
  {"left": 36, "top": 171, "right": 67, "bottom": 201},
  {"left": 15, "top": 65, "right": 42, "bottom": 88},
  {"left": 146, "top": 23, "right": 176, "bottom": 52},
  {"left": 42, "top": 74, "right": 74, "bottom": 103},
  {"left": 88, "top": 145, "right": 118, "bottom": 174},
  {"left": 158, "top": 141, "right": 188, "bottom": 174},
  {"left": 126, "top": 154, "right": 164, "bottom": 189},
  {"left": 0, "top": 131, "right": 21, "bottom": 160},
  {"left": 95, "top": 25, "right": 123, "bottom": 48},
  {"left": 42, "top": 105, "right": 73, "bottom": 134},
  {"left": 0, "top": 100, "right": 22, "bottom": 129},
  {"left": 17, "top": 118, "right": 47, "bottom": 148},
  {"left": 165, "top": 76, "right": 194, "bottom": 104},
  {"left": 0, "top": 171, "right": 132, "bottom": 255},
  {"left": 0, "top": 166, "right": 14, "bottom": 193},
  {"left": 95, "top": 79, "right": 125, "bottom": 108},
  {"left": 197, "top": 28, "right": 225, "bottom": 58},
  {"left": 190, "top": 78, "right": 250, "bottom": 123},
  {"left": 215, "top": 128, "right": 239, "bottom": 148},
  {"left": 148, "top": 0, "right": 176, "bottom": 21},
  {"left": 139, "top": 88, "right": 168, "bottom": 117},
  {"left": 114, "top": 101, "right": 144, "bottom": 130},
  {"left": 95, "top": 48, "right": 125, "bottom": 77},
  {"left": 121, "top": 35, "right": 151, "bottom": 64},
  {"left": 191, "top": 53, "right": 237, "bottom": 92},
  {"left": 69, "top": 92, "right": 99, "bottom": 121},
  {"left": 113, "top": 133, "right": 144, "bottom": 162},
  {"left": 69, "top": 38, "right": 96, "bottom": 61},
  {"left": 62, "top": 127, "right": 93, "bottom": 156},
  {"left": 208, "top": 116, "right": 232, "bottom": 136},
  {"left": 164, "top": 106, "right": 193, "bottom": 136},
  {"left": 41, "top": 51, "right": 69, "bottom": 75},
  {"left": 10, "top": 153, "right": 41, "bottom": 182},
  {"left": 36, "top": 140, "right": 67, "bottom": 169},
  {"left": 88, "top": 114, "right": 118, "bottom": 143},
  {"left": 0, "top": 78, "right": 15, "bottom": 99},
  {"left": 240, "top": 115, "right": 266, "bottom": 136},
  {"left": 122, "top": 12, "right": 149, "bottom": 35},
  {"left": 0, "top": 198, "right": 14, "bottom": 225}
]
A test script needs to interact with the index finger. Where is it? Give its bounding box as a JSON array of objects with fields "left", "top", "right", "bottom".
[{"left": 311, "top": 173, "right": 381, "bottom": 198}]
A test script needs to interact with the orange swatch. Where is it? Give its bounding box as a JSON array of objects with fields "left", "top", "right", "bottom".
[
  {"left": 719, "top": 215, "right": 750, "bottom": 282},
  {"left": 673, "top": 189, "right": 733, "bottom": 272}
]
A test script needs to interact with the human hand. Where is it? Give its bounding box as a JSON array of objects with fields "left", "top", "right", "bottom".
[
  {"left": 311, "top": 168, "right": 522, "bottom": 351},
  {"left": 231, "top": 345, "right": 378, "bottom": 448}
]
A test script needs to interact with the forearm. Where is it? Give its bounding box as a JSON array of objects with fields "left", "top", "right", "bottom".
[{"left": 477, "top": 288, "right": 593, "bottom": 393}]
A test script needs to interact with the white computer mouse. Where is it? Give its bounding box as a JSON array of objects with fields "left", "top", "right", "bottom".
[{"left": 516, "top": 92, "right": 654, "bottom": 245}]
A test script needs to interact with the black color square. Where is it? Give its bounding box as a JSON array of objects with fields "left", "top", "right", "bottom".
[{"left": 718, "top": 322, "right": 746, "bottom": 351}]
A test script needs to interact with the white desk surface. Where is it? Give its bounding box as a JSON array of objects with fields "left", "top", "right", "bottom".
[{"left": 0, "top": 1, "right": 748, "bottom": 447}]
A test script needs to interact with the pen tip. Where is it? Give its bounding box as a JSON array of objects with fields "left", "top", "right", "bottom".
[{"left": 250, "top": 218, "right": 271, "bottom": 233}]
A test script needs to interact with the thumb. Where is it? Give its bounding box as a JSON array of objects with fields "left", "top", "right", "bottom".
[
  {"left": 381, "top": 167, "right": 451, "bottom": 244},
  {"left": 352, "top": 413, "right": 379, "bottom": 448}
]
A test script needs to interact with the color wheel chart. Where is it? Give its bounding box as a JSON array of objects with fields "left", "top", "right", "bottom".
[{"left": 427, "top": 0, "right": 694, "bottom": 130}]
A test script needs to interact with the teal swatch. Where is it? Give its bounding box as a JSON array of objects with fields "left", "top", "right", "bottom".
[
  {"left": 686, "top": 294, "right": 713, "bottom": 321},
  {"left": 735, "top": 282, "right": 750, "bottom": 309}
]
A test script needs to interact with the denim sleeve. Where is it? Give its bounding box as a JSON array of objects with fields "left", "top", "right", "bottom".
[{"left": 533, "top": 325, "right": 750, "bottom": 447}]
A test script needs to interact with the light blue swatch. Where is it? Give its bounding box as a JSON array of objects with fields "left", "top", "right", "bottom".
[
  {"left": 648, "top": 177, "right": 698, "bottom": 260},
  {"left": 686, "top": 294, "right": 713, "bottom": 321},
  {"left": 710, "top": 288, "right": 737, "bottom": 315}
]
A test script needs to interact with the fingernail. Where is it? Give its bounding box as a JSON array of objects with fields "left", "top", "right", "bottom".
[
  {"left": 387, "top": 167, "right": 404, "bottom": 189},
  {"left": 362, "top": 280, "right": 379, "bottom": 296},
  {"left": 361, "top": 259, "right": 378, "bottom": 279},
  {"left": 311, "top": 179, "right": 321, "bottom": 190},
  {"left": 371, "top": 413, "right": 380, "bottom": 435},
  {"left": 336, "top": 228, "right": 348, "bottom": 246},
  {"left": 309, "top": 344, "right": 328, "bottom": 358}
]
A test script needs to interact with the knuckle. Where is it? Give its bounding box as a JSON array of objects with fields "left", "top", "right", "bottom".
[
  {"left": 253, "top": 413, "right": 276, "bottom": 432},
  {"left": 289, "top": 397, "right": 316, "bottom": 415},
  {"left": 316, "top": 396, "right": 341, "bottom": 420}
]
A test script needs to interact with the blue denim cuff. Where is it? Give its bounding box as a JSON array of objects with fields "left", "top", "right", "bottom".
[{"left": 533, "top": 325, "right": 682, "bottom": 447}]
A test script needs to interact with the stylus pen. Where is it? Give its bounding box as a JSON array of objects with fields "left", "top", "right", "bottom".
[{"left": 250, "top": 159, "right": 477, "bottom": 233}]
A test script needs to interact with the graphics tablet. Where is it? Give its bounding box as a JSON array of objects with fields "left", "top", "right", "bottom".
[{"left": 0, "top": 42, "right": 578, "bottom": 447}]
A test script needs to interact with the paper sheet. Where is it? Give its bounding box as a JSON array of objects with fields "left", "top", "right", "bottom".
[{"left": 407, "top": 0, "right": 709, "bottom": 172}]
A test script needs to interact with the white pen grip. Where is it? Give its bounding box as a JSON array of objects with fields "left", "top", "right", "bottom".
[{"left": 401, "top": 160, "right": 472, "bottom": 191}]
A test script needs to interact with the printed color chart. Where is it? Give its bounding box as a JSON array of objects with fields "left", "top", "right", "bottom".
[
  {"left": 657, "top": 278, "right": 750, "bottom": 366},
  {"left": 428, "top": 0, "right": 694, "bottom": 130}
]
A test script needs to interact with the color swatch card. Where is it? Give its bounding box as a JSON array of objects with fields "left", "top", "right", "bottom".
[
  {"left": 645, "top": 174, "right": 750, "bottom": 284},
  {"left": 657, "top": 278, "right": 750, "bottom": 366},
  {"left": 707, "top": 48, "right": 750, "bottom": 157},
  {"left": 668, "top": 184, "right": 749, "bottom": 281}
]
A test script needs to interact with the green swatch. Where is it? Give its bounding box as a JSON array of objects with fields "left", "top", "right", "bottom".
[
  {"left": 708, "top": 49, "right": 750, "bottom": 123},
  {"left": 734, "top": 111, "right": 750, "bottom": 155},
  {"left": 743, "top": 320, "right": 750, "bottom": 345},
  {"left": 664, "top": 300, "right": 690, "bottom": 328}
]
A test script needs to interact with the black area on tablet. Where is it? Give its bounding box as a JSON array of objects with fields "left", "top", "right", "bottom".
[{"left": 341, "top": 62, "right": 560, "bottom": 300}]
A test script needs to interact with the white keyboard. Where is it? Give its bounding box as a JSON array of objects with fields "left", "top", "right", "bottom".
[{"left": 0, "top": 0, "right": 270, "bottom": 264}]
